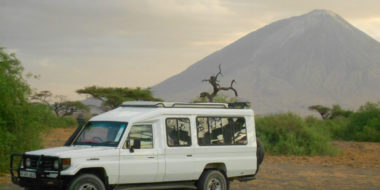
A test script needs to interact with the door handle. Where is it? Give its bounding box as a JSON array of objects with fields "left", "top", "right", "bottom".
[
  {"left": 186, "top": 154, "right": 192, "bottom": 157},
  {"left": 147, "top": 156, "right": 155, "bottom": 159}
]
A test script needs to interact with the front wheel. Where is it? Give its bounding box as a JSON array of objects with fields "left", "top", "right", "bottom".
[
  {"left": 198, "top": 170, "right": 228, "bottom": 190},
  {"left": 67, "top": 174, "right": 105, "bottom": 190}
]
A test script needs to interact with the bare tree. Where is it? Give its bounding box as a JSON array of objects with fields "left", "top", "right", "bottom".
[{"left": 200, "top": 65, "right": 238, "bottom": 102}]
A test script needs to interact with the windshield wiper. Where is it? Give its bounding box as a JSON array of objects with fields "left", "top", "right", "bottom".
[{"left": 98, "top": 141, "right": 118, "bottom": 146}]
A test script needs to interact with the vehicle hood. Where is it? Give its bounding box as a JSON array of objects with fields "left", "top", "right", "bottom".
[{"left": 26, "top": 146, "right": 116, "bottom": 158}]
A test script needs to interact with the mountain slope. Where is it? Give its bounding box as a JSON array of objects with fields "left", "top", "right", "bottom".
[{"left": 152, "top": 10, "right": 380, "bottom": 114}]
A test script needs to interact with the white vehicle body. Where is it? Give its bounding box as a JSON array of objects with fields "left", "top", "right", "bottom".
[{"left": 11, "top": 102, "right": 262, "bottom": 190}]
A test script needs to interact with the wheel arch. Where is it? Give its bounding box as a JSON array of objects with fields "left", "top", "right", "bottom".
[
  {"left": 67, "top": 167, "right": 110, "bottom": 190},
  {"left": 203, "top": 162, "right": 227, "bottom": 177}
]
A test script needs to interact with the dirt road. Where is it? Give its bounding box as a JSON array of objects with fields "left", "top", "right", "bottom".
[{"left": 231, "top": 161, "right": 380, "bottom": 190}]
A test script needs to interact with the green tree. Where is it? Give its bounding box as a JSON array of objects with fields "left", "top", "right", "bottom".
[
  {"left": 309, "top": 104, "right": 353, "bottom": 120},
  {"left": 308, "top": 105, "right": 331, "bottom": 120},
  {"left": 32, "top": 91, "right": 89, "bottom": 117},
  {"left": 31, "top": 90, "right": 53, "bottom": 104},
  {"left": 0, "top": 48, "right": 42, "bottom": 172},
  {"left": 76, "top": 86, "right": 162, "bottom": 110}
]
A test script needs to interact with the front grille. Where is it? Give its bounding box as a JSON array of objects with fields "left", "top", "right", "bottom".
[{"left": 25, "top": 155, "right": 57, "bottom": 171}]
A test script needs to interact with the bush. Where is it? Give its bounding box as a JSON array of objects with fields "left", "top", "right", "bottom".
[
  {"left": 346, "top": 102, "right": 380, "bottom": 142},
  {"left": 256, "top": 113, "right": 338, "bottom": 156},
  {"left": 305, "top": 116, "right": 350, "bottom": 140}
]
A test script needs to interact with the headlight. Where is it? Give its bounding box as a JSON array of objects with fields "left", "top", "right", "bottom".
[
  {"left": 25, "top": 158, "right": 31, "bottom": 168},
  {"left": 53, "top": 160, "right": 59, "bottom": 170}
]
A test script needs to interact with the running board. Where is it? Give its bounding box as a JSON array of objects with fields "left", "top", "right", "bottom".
[
  {"left": 238, "top": 174, "right": 256, "bottom": 182},
  {"left": 114, "top": 181, "right": 197, "bottom": 190}
]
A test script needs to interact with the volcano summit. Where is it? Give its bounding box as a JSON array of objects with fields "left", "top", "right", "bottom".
[{"left": 152, "top": 10, "right": 380, "bottom": 114}]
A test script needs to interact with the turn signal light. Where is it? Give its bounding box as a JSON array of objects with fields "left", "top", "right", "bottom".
[{"left": 61, "top": 158, "right": 71, "bottom": 170}]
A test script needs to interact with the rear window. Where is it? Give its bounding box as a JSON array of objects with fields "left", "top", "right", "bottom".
[{"left": 196, "top": 117, "right": 247, "bottom": 146}]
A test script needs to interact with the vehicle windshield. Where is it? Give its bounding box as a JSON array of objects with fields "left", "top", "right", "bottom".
[{"left": 73, "top": 121, "right": 127, "bottom": 147}]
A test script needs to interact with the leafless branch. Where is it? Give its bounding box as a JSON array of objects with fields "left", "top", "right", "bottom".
[{"left": 200, "top": 65, "right": 238, "bottom": 102}]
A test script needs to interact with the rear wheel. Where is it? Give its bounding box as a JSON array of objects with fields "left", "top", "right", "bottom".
[
  {"left": 67, "top": 174, "right": 105, "bottom": 190},
  {"left": 198, "top": 170, "right": 228, "bottom": 190}
]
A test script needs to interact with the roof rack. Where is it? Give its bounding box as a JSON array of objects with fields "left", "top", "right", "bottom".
[
  {"left": 228, "top": 102, "right": 250, "bottom": 109},
  {"left": 120, "top": 101, "right": 229, "bottom": 109}
]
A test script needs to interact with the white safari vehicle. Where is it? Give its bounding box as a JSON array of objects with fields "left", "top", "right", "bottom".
[{"left": 10, "top": 101, "right": 264, "bottom": 190}]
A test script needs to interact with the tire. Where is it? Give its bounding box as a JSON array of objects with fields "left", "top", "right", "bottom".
[
  {"left": 198, "top": 170, "right": 228, "bottom": 190},
  {"left": 67, "top": 174, "right": 105, "bottom": 190},
  {"left": 256, "top": 139, "right": 265, "bottom": 167}
]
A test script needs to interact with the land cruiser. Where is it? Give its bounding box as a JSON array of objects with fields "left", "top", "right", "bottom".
[{"left": 10, "top": 101, "right": 264, "bottom": 190}]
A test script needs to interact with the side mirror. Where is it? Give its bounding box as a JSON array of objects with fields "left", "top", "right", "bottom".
[
  {"left": 126, "top": 139, "right": 130, "bottom": 149},
  {"left": 126, "top": 138, "right": 140, "bottom": 153},
  {"left": 125, "top": 138, "right": 135, "bottom": 153}
]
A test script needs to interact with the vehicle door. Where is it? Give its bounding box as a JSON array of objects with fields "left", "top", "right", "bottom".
[
  {"left": 164, "top": 117, "right": 197, "bottom": 181},
  {"left": 119, "top": 124, "right": 159, "bottom": 184}
]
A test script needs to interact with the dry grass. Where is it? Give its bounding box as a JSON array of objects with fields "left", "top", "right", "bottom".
[{"left": 41, "top": 128, "right": 76, "bottom": 148}]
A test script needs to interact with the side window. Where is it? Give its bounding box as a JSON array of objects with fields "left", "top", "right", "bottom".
[
  {"left": 166, "top": 118, "right": 191, "bottom": 147},
  {"left": 125, "top": 125, "right": 153, "bottom": 149},
  {"left": 197, "top": 117, "right": 247, "bottom": 146},
  {"left": 232, "top": 118, "right": 247, "bottom": 145},
  {"left": 197, "top": 117, "right": 210, "bottom": 145},
  {"left": 222, "top": 118, "right": 233, "bottom": 145},
  {"left": 209, "top": 117, "right": 224, "bottom": 145}
]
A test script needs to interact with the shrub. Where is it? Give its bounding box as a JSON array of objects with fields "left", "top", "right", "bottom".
[
  {"left": 305, "top": 116, "right": 350, "bottom": 140},
  {"left": 346, "top": 102, "right": 380, "bottom": 142},
  {"left": 256, "top": 113, "right": 338, "bottom": 156}
]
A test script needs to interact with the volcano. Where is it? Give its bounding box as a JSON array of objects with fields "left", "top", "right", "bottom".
[{"left": 152, "top": 10, "right": 380, "bottom": 114}]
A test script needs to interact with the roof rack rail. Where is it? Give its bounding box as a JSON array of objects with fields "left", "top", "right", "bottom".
[
  {"left": 120, "top": 101, "right": 228, "bottom": 109},
  {"left": 172, "top": 103, "right": 228, "bottom": 109},
  {"left": 228, "top": 102, "right": 250, "bottom": 109}
]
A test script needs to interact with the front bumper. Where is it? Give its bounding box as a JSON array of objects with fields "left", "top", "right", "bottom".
[
  {"left": 10, "top": 153, "right": 65, "bottom": 188},
  {"left": 12, "top": 175, "right": 64, "bottom": 188}
]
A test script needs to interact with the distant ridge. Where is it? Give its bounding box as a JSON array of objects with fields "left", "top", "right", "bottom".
[{"left": 152, "top": 10, "right": 380, "bottom": 114}]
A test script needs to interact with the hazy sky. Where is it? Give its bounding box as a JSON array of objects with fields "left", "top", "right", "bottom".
[{"left": 1, "top": 0, "right": 379, "bottom": 100}]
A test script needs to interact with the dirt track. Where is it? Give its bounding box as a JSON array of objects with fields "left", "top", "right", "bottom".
[
  {"left": 231, "top": 141, "right": 380, "bottom": 190},
  {"left": 231, "top": 160, "right": 380, "bottom": 190},
  {"left": 1, "top": 129, "right": 379, "bottom": 190}
]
